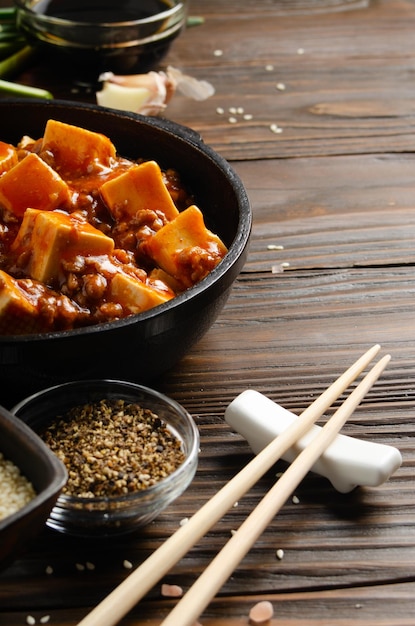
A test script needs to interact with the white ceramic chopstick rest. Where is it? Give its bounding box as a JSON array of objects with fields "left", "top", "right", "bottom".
[{"left": 225, "top": 389, "right": 402, "bottom": 493}]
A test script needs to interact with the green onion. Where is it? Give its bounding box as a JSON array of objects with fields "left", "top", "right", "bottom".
[
  {"left": 0, "top": 7, "right": 18, "bottom": 22},
  {"left": 186, "top": 16, "right": 205, "bottom": 27},
  {"left": 0, "top": 41, "right": 24, "bottom": 60},
  {"left": 0, "top": 6, "right": 54, "bottom": 98},
  {"left": 0, "top": 45, "right": 36, "bottom": 78},
  {"left": 0, "top": 77, "right": 53, "bottom": 99}
]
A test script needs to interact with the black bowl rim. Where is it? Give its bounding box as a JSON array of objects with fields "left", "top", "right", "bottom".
[
  {"left": 14, "top": 0, "right": 184, "bottom": 28},
  {"left": 11, "top": 378, "right": 200, "bottom": 505},
  {"left": 0, "top": 404, "right": 68, "bottom": 531},
  {"left": 0, "top": 98, "right": 252, "bottom": 343}
]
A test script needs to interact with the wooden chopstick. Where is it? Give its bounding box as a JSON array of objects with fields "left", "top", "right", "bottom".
[
  {"left": 78, "top": 344, "right": 383, "bottom": 626},
  {"left": 160, "top": 352, "right": 390, "bottom": 626}
]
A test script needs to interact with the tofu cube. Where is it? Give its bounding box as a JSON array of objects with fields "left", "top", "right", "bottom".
[
  {"left": 100, "top": 160, "right": 179, "bottom": 221},
  {"left": 41, "top": 119, "right": 117, "bottom": 175},
  {"left": 0, "top": 141, "right": 17, "bottom": 174},
  {"left": 146, "top": 205, "right": 228, "bottom": 286},
  {"left": 109, "top": 272, "right": 173, "bottom": 314},
  {"left": 0, "top": 152, "right": 70, "bottom": 217},
  {"left": 0, "top": 270, "right": 43, "bottom": 334},
  {"left": 11, "top": 209, "right": 114, "bottom": 284}
]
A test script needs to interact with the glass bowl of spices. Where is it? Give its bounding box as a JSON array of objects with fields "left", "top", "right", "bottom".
[{"left": 12, "top": 380, "right": 199, "bottom": 537}]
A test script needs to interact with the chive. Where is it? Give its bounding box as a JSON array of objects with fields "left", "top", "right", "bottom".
[
  {"left": 186, "top": 15, "right": 205, "bottom": 27},
  {"left": 0, "top": 45, "right": 36, "bottom": 78},
  {"left": 0, "top": 78, "right": 53, "bottom": 99},
  {"left": 0, "top": 7, "right": 17, "bottom": 22},
  {"left": 0, "top": 42, "right": 25, "bottom": 61}
]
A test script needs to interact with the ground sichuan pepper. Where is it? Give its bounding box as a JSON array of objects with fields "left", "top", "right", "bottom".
[{"left": 40, "top": 399, "right": 185, "bottom": 498}]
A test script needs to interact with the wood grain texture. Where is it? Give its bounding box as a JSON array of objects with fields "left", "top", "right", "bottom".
[{"left": 1, "top": 0, "right": 415, "bottom": 624}]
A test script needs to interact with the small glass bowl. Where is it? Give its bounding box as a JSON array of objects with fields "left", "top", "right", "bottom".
[
  {"left": 12, "top": 380, "right": 199, "bottom": 537},
  {"left": 14, "top": 0, "right": 189, "bottom": 75}
]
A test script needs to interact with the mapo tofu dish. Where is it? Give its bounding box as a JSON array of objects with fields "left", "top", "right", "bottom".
[{"left": 0, "top": 120, "right": 227, "bottom": 335}]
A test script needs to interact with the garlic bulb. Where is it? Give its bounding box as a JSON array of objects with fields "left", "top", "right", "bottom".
[{"left": 96, "top": 66, "right": 214, "bottom": 115}]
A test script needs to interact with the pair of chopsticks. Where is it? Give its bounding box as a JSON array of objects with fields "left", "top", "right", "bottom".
[{"left": 78, "top": 344, "right": 389, "bottom": 626}]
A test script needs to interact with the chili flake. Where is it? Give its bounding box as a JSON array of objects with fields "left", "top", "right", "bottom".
[{"left": 40, "top": 399, "right": 185, "bottom": 498}]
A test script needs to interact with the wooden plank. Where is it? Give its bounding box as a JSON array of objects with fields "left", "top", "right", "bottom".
[{"left": 162, "top": 0, "right": 415, "bottom": 159}]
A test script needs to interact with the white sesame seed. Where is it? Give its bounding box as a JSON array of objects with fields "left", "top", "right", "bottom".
[
  {"left": 229, "top": 107, "right": 237, "bottom": 114},
  {"left": 276, "top": 82, "right": 286, "bottom": 91},
  {"left": 40, "top": 617, "right": 51, "bottom": 624},
  {"left": 75, "top": 563, "right": 85, "bottom": 571},
  {"left": 243, "top": 114, "right": 253, "bottom": 121},
  {"left": 276, "top": 548, "right": 285, "bottom": 560},
  {"left": 233, "top": 501, "right": 239, "bottom": 507},
  {"left": 228, "top": 116, "right": 238, "bottom": 124},
  {"left": 355, "top": 604, "right": 363, "bottom": 609},
  {"left": 45, "top": 565, "right": 53, "bottom": 575},
  {"left": 216, "top": 107, "right": 224, "bottom": 115},
  {"left": 213, "top": 49, "right": 223, "bottom": 57},
  {"left": 267, "top": 244, "right": 284, "bottom": 251},
  {"left": 281, "top": 261, "right": 290, "bottom": 268},
  {"left": 236, "top": 107, "right": 244, "bottom": 114},
  {"left": 265, "top": 64, "right": 274, "bottom": 71},
  {"left": 86, "top": 561, "right": 95, "bottom": 570},
  {"left": 292, "top": 495, "right": 300, "bottom": 504},
  {"left": 123, "top": 559, "right": 133, "bottom": 569},
  {"left": 179, "top": 517, "right": 189, "bottom": 526},
  {"left": 26, "top": 617, "right": 36, "bottom": 626},
  {"left": 297, "top": 47, "right": 305, "bottom": 54},
  {"left": 270, "top": 123, "right": 283, "bottom": 134}
]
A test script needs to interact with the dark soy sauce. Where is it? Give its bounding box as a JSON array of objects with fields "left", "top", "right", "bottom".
[{"left": 32, "top": 0, "right": 175, "bottom": 23}]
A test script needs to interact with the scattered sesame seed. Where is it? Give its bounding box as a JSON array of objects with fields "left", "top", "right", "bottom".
[
  {"left": 276, "top": 548, "right": 285, "bottom": 560},
  {"left": 292, "top": 495, "right": 300, "bottom": 504},
  {"left": 228, "top": 117, "right": 238, "bottom": 124},
  {"left": 270, "top": 123, "right": 283, "bottom": 134},
  {"left": 276, "top": 471, "right": 284, "bottom": 478},
  {"left": 233, "top": 501, "right": 239, "bottom": 508},
  {"left": 75, "top": 563, "right": 85, "bottom": 571},
  {"left": 355, "top": 604, "right": 363, "bottom": 609},
  {"left": 236, "top": 107, "right": 244, "bottom": 114},
  {"left": 249, "top": 600, "right": 274, "bottom": 624},
  {"left": 297, "top": 47, "right": 305, "bottom": 54},
  {"left": 229, "top": 107, "right": 237, "bottom": 114},
  {"left": 180, "top": 517, "right": 189, "bottom": 526},
  {"left": 26, "top": 617, "right": 36, "bottom": 626},
  {"left": 276, "top": 82, "right": 286, "bottom": 91},
  {"left": 213, "top": 49, "right": 223, "bottom": 56},
  {"left": 216, "top": 107, "right": 225, "bottom": 115},
  {"left": 86, "top": 562, "right": 95, "bottom": 571},
  {"left": 123, "top": 559, "right": 133, "bottom": 569},
  {"left": 161, "top": 583, "right": 184, "bottom": 598},
  {"left": 40, "top": 617, "right": 51, "bottom": 624},
  {"left": 265, "top": 64, "right": 274, "bottom": 71},
  {"left": 281, "top": 261, "right": 290, "bottom": 268},
  {"left": 267, "top": 244, "right": 284, "bottom": 251},
  {"left": 243, "top": 114, "right": 253, "bottom": 121},
  {"left": 45, "top": 565, "right": 53, "bottom": 575}
]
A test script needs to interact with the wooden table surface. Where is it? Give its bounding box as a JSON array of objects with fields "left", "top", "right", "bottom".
[{"left": 1, "top": 0, "right": 415, "bottom": 624}]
